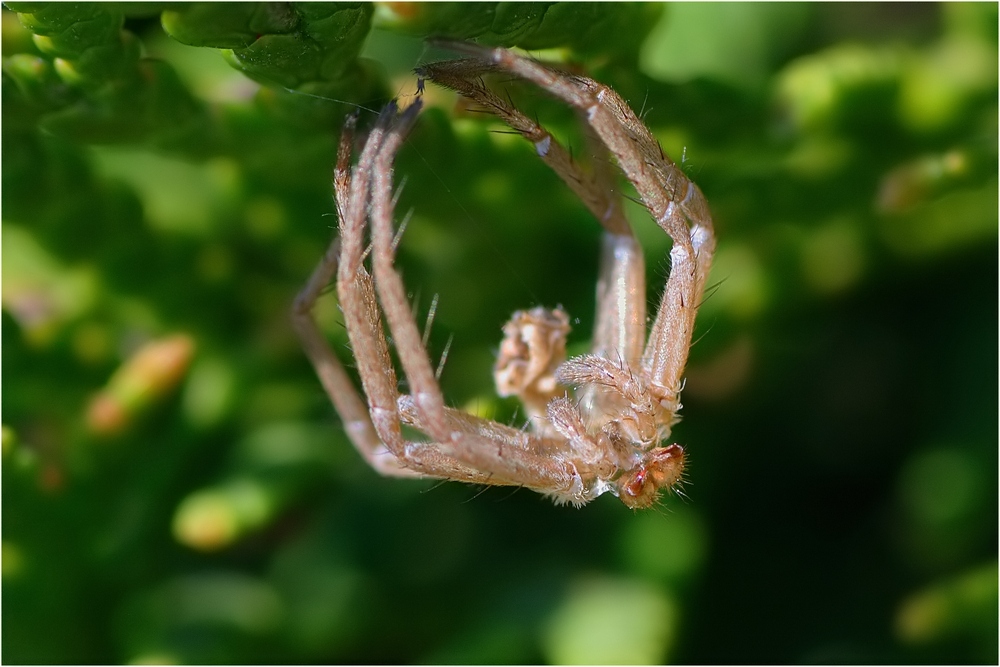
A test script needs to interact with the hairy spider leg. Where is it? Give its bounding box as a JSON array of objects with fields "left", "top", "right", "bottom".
[
  {"left": 419, "top": 59, "right": 647, "bottom": 372},
  {"left": 295, "top": 102, "right": 599, "bottom": 500},
  {"left": 292, "top": 114, "right": 417, "bottom": 477},
  {"left": 363, "top": 101, "right": 588, "bottom": 496},
  {"left": 417, "top": 59, "right": 629, "bottom": 236},
  {"left": 295, "top": 104, "right": 499, "bottom": 484},
  {"left": 432, "top": 40, "right": 716, "bottom": 426},
  {"left": 421, "top": 52, "right": 684, "bottom": 510}
]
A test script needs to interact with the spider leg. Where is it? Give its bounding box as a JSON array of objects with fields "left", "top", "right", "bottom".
[
  {"left": 580, "top": 115, "right": 647, "bottom": 370},
  {"left": 365, "top": 101, "right": 584, "bottom": 496},
  {"left": 431, "top": 42, "right": 703, "bottom": 237},
  {"left": 640, "top": 203, "right": 714, "bottom": 417},
  {"left": 291, "top": 106, "right": 505, "bottom": 485},
  {"left": 592, "top": 230, "right": 646, "bottom": 368},
  {"left": 421, "top": 57, "right": 646, "bottom": 389},
  {"left": 434, "top": 41, "right": 716, "bottom": 421},
  {"left": 292, "top": 114, "right": 416, "bottom": 478},
  {"left": 419, "top": 58, "right": 629, "bottom": 236}
]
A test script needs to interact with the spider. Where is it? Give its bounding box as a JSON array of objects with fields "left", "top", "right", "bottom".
[{"left": 292, "top": 41, "right": 715, "bottom": 509}]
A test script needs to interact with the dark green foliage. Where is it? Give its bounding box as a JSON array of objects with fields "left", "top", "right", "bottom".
[
  {"left": 3, "top": 2, "right": 997, "bottom": 665},
  {"left": 5, "top": 2, "right": 204, "bottom": 144},
  {"left": 163, "top": 3, "right": 373, "bottom": 88},
  {"left": 381, "top": 2, "right": 661, "bottom": 58}
]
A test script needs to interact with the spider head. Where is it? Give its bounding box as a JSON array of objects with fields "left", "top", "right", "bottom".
[{"left": 616, "top": 444, "right": 685, "bottom": 509}]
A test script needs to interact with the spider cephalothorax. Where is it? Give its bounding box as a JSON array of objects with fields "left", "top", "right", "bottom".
[{"left": 292, "top": 41, "right": 715, "bottom": 509}]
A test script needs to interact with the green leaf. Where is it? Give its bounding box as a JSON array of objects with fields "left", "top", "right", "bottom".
[
  {"left": 10, "top": 2, "right": 123, "bottom": 58},
  {"left": 161, "top": 2, "right": 299, "bottom": 49},
  {"left": 379, "top": 2, "right": 661, "bottom": 57},
  {"left": 164, "top": 3, "right": 373, "bottom": 89}
]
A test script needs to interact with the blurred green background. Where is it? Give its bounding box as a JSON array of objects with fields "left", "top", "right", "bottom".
[{"left": 3, "top": 2, "right": 997, "bottom": 664}]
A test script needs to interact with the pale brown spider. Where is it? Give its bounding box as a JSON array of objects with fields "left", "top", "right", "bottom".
[{"left": 292, "top": 41, "right": 715, "bottom": 509}]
